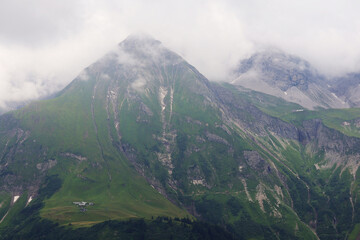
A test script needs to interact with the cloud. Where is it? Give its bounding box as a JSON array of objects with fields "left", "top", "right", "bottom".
[
  {"left": 233, "top": 0, "right": 360, "bottom": 76},
  {"left": 0, "top": 0, "right": 85, "bottom": 46},
  {"left": 131, "top": 78, "right": 147, "bottom": 92},
  {"left": 78, "top": 70, "right": 90, "bottom": 81},
  {"left": 116, "top": 47, "right": 141, "bottom": 67},
  {"left": 0, "top": 0, "right": 360, "bottom": 111}
]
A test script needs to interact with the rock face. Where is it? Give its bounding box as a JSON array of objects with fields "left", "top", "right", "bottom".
[
  {"left": 330, "top": 73, "right": 360, "bottom": 107},
  {"left": 230, "top": 49, "right": 349, "bottom": 109},
  {"left": 212, "top": 83, "right": 299, "bottom": 139},
  {"left": 234, "top": 50, "right": 318, "bottom": 92},
  {"left": 243, "top": 151, "right": 269, "bottom": 173},
  {"left": 301, "top": 119, "right": 360, "bottom": 152}
]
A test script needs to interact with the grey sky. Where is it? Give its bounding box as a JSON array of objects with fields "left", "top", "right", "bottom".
[{"left": 0, "top": 0, "right": 360, "bottom": 111}]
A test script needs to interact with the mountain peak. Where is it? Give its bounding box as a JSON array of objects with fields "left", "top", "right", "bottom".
[
  {"left": 233, "top": 49, "right": 322, "bottom": 92},
  {"left": 120, "top": 33, "right": 162, "bottom": 49},
  {"left": 113, "top": 34, "right": 184, "bottom": 68},
  {"left": 236, "top": 49, "right": 316, "bottom": 80},
  {"left": 230, "top": 49, "right": 350, "bottom": 109}
]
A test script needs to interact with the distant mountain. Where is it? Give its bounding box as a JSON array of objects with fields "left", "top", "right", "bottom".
[
  {"left": 330, "top": 72, "right": 360, "bottom": 108},
  {"left": 1, "top": 35, "right": 360, "bottom": 239},
  {"left": 230, "top": 49, "right": 349, "bottom": 109}
]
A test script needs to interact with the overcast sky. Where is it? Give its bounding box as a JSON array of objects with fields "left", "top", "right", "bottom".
[{"left": 1, "top": 0, "right": 360, "bottom": 111}]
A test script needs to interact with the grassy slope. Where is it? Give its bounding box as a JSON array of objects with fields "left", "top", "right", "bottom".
[
  {"left": 10, "top": 78, "right": 189, "bottom": 226},
  {"left": 0, "top": 176, "right": 225, "bottom": 240},
  {"left": 0, "top": 193, "right": 11, "bottom": 222},
  {"left": 281, "top": 108, "right": 360, "bottom": 138}
]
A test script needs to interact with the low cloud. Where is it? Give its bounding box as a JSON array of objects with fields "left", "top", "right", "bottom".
[
  {"left": 77, "top": 70, "right": 90, "bottom": 81},
  {"left": 0, "top": 0, "right": 360, "bottom": 112},
  {"left": 116, "top": 47, "right": 141, "bottom": 67},
  {"left": 131, "top": 77, "right": 147, "bottom": 92}
]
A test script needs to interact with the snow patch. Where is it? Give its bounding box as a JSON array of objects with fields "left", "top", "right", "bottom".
[{"left": 13, "top": 195, "right": 19, "bottom": 203}]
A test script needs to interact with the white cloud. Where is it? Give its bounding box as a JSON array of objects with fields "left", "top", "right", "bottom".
[
  {"left": 78, "top": 70, "right": 90, "bottom": 81},
  {"left": 0, "top": 0, "right": 360, "bottom": 111},
  {"left": 131, "top": 77, "right": 147, "bottom": 92},
  {"left": 116, "top": 47, "right": 141, "bottom": 67}
]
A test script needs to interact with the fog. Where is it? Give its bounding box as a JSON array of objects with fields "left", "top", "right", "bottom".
[{"left": 1, "top": 0, "right": 360, "bottom": 111}]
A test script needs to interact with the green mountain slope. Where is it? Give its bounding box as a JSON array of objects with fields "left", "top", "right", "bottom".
[
  {"left": 0, "top": 36, "right": 192, "bottom": 228},
  {"left": 217, "top": 83, "right": 360, "bottom": 239},
  {"left": 1, "top": 35, "right": 360, "bottom": 239}
]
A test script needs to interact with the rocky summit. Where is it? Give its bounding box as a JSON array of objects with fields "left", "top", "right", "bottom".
[
  {"left": 1, "top": 35, "right": 360, "bottom": 240},
  {"left": 230, "top": 49, "right": 351, "bottom": 110}
]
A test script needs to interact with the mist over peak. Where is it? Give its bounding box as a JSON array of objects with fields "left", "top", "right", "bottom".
[
  {"left": 121, "top": 33, "right": 162, "bottom": 47},
  {"left": 1, "top": 0, "right": 360, "bottom": 113}
]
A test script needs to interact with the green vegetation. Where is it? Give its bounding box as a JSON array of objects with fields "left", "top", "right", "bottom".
[
  {"left": 0, "top": 193, "right": 11, "bottom": 222},
  {"left": 1, "top": 41, "right": 360, "bottom": 240},
  {"left": 1, "top": 176, "right": 234, "bottom": 240},
  {"left": 2, "top": 217, "right": 238, "bottom": 240},
  {"left": 0, "top": 77, "right": 189, "bottom": 227},
  {"left": 349, "top": 223, "right": 360, "bottom": 240},
  {"left": 281, "top": 108, "right": 360, "bottom": 138}
]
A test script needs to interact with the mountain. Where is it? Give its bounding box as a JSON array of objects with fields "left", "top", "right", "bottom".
[
  {"left": 0, "top": 34, "right": 192, "bottom": 228},
  {"left": 330, "top": 73, "right": 360, "bottom": 108},
  {"left": 230, "top": 49, "right": 349, "bottom": 110},
  {"left": 1, "top": 35, "right": 360, "bottom": 239}
]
